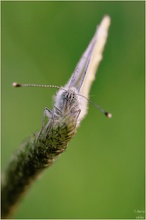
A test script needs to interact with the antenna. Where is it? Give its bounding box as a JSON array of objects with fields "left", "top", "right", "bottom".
[
  {"left": 12, "top": 82, "right": 112, "bottom": 118},
  {"left": 77, "top": 93, "right": 112, "bottom": 118},
  {"left": 12, "top": 82, "right": 61, "bottom": 90}
]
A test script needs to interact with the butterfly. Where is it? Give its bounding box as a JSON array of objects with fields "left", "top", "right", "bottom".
[{"left": 12, "top": 15, "right": 111, "bottom": 159}]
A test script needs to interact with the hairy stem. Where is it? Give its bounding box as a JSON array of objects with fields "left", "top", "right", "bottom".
[{"left": 1, "top": 114, "right": 76, "bottom": 218}]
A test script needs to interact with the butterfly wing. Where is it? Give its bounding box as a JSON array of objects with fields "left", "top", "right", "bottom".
[
  {"left": 64, "top": 16, "right": 111, "bottom": 123},
  {"left": 66, "top": 31, "right": 97, "bottom": 92},
  {"left": 80, "top": 16, "right": 111, "bottom": 99}
]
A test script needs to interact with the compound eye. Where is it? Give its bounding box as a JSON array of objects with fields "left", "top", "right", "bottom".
[
  {"left": 72, "top": 94, "right": 75, "bottom": 101},
  {"left": 64, "top": 92, "right": 68, "bottom": 100}
]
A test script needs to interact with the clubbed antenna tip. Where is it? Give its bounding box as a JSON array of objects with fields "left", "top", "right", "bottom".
[
  {"left": 104, "top": 112, "right": 112, "bottom": 118},
  {"left": 12, "top": 82, "right": 22, "bottom": 87}
]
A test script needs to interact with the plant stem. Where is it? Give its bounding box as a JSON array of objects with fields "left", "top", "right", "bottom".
[{"left": 1, "top": 112, "right": 77, "bottom": 218}]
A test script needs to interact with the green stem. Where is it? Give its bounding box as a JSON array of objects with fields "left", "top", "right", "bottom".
[{"left": 1, "top": 112, "right": 77, "bottom": 218}]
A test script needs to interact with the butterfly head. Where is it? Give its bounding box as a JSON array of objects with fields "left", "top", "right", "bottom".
[{"left": 54, "top": 87, "right": 80, "bottom": 114}]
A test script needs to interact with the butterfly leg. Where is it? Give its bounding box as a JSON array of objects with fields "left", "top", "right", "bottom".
[
  {"left": 37, "top": 107, "right": 53, "bottom": 141},
  {"left": 42, "top": 107, "right": 52, "bottom": 128},
  {"left": 53, "top": 105, "right": 62, "bottom": 117},
  {"left": 74, "top": 109, "right": 81, "bottom": 120}
]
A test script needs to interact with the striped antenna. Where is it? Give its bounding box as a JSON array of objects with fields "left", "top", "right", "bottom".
[
  {"left": 12, "top": 82, "right": 61, "bottom": 90},
  {"left": 78, "top": 93, "right": 112, "bottom": 118},
  {"left": 12, "top": 82, "right": 112, "bottom": 118}
]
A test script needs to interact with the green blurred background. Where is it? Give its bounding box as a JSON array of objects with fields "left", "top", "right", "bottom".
[{"left": 2, "top": 2, "right": 144, "bottom": 219}]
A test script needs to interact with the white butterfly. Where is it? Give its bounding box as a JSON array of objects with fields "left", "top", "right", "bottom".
[
  {"left": 13, "top": 15, "right": 111, "bottom": 152},
  {"left": 54, "top": 15, "right": 111, "bottom": 128}
]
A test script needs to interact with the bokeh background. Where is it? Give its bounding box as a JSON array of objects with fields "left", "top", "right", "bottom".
[{"left": 2, "top": 2, "right": 144, "bottom": 219}]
